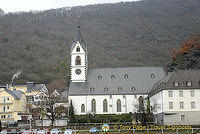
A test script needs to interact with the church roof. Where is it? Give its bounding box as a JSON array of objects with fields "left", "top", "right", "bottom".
[
  {"left": 71, "top": 26, "right": 86, "bottom": 52},
  {"left": 69, "top": 67, "right": 165, "bottom": 95}
]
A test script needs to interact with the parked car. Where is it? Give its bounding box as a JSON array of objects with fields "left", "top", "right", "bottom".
[
  {"left": 64, "top": 129, "right": 73, "bottom": 134},
  {"left": 50, "top": 128, "right": 61, "bottom": 134},
  {"left": 10, "top": 129, "right": 19, "bottom": 134},
  {"left": 89, "top": 127, "right": 98, "bottom": 133},
  {"left": 21, "top": 130, "right": 32, "bottom": 134},
  {"left": 37, "top": 130, "right": 46, "bottom": 134},
  {"left": 9, "top": 121, "right": 18, "bottom": 127},
  {"left": 0, "top": 130, "right": 7, "bottom": 134}
]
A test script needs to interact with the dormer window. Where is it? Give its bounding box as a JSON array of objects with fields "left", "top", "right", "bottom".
[
  {"left": 118, "top": 87, "right": 122, "bottom": 91},
  {"left": 90, "top": 87, "right": 94, "bottom": 92},
  {"left": 174, "top": 81, "right": 179, "bottom": 87},
  {"left": 151, "top": 74, "right": 155, "bottom": 78},
  {"left": 186, "top": 80, "right": 192, "bottom": 87},
  {"left": 124, "top": 74, "right": 128, "bottom": 79},
  {"left": 76, "top": 46, "right": 80, "bottom": 52},
  {"left": 98, "top": 76, "right": 102, "bottom": 80},
  {"left": 131, "top": 87, "right": 136, "bottom": 91},
  {"left": 111, "top": 75, "right": 115, "bottom": 79},
  {"left": 104, "top": 87, "right": 108, "bottom": 92}
]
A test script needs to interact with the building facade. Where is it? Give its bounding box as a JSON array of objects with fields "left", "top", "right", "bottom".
[
  {"left": 0, "top": 88, "right": 26, "bottom": 121},
  {"left": 149, "top": 70, "right": 200, "bottom": 125},
  {"left": 68, "top": 25, "right": 165, "bottom": 115}
]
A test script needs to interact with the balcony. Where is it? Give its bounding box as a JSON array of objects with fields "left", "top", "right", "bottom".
[
  {"left": 0, "top": 118, "right": 14, "bottom": 121},
  {"left": 0, "top": 111, "right": 13, "bottom": 113},
  {"left": 0, "top": 101, "right": 13, "bottom": 104}
]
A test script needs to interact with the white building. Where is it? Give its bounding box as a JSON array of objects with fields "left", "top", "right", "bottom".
[
  {"left": 68, "top": 25, "right": 165, "bottom": 115},
  {"left": 148, "top": 70, "right": 200, "bottom": 125}
]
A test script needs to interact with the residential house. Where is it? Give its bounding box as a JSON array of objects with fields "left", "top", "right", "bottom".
[{"left": 0, "top": 88, "right": 26, "bottom": 121}]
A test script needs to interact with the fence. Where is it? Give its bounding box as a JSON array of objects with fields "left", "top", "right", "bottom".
[{"left": 1, "top": 128, "right": 200, "bottom": 134}]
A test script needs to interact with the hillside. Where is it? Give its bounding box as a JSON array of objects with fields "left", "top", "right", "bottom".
[{"left": 0, "top": 0, "right": 200, "bottom": 90}]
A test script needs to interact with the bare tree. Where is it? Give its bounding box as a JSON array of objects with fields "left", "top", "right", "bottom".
[{"left": 134, "top": 96, "right": 159, "bottom": 125}]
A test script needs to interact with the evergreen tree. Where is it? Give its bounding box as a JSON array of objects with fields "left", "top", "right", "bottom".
[{"left": 69, "top": 100, "right": 76, "bottom": 123}]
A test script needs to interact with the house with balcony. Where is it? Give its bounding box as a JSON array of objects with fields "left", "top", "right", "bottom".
[
  {"left": 8, "top": 82, "right": 48, "bottom": 107},
  {"left": 0, "top": 88, "right": 27, "bottom": 121}
]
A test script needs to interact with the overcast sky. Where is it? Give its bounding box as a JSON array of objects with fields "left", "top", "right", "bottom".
[{"left": 0, "top": 0, "right": 140, "bottom": 13}]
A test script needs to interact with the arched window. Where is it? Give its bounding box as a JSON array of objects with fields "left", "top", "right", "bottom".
[
  {"left": 91, "top": 99, "right": 96, "bottom": 113},
  {"left": 117, "top": 99, "right": 121, "bottom": 112},
  {"left": 75, "top": 56, "right": 81, "bottom": 65},
  {"left": 76, "top": 46, "right": 80, "bottom": 52},
  {"left": 81, "top": 104, "right": 85, "bottom": 113},
  {"left": 103, "top": 99, "right": 108, "bottom": 112}
]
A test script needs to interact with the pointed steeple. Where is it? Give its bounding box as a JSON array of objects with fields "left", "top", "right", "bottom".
[{"left": 71, "top": 20, "right": 86, "bottom": 52}]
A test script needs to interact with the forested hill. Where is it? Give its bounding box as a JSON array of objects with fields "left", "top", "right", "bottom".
[{"left": 0, "top": 0, "right": 200, "bottom": 89}]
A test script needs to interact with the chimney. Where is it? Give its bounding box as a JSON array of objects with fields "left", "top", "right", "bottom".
[{"left": 6, "top": 84, "right": 9, "bottom": 89}]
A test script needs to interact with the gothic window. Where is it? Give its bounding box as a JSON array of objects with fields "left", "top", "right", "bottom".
[
  {"left": 103, "top": 99, "right": 108, "bottom": 112},
  {"left": 81, "top": 104, "right": 85, "bottom": 113},
  {"left": 117, "top": 99, "right": 121, "bottom": 112},
  {"left": 76, "top": 46, "right": 80, "bottom": 52},
  {"left": 91, "top": 99, "right": 96, "bottom": 113},
  {"left": 75, "top": 56, "right": 81, "bottom": 65}
]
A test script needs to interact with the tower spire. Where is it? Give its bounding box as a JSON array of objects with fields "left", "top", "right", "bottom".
[{"left": 77, "top": 15, "right": 80, "bottom": 29}]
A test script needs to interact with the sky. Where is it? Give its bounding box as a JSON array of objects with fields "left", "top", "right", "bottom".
[{"left": 0, "top": 0, "right": 140, "bottom": 13}]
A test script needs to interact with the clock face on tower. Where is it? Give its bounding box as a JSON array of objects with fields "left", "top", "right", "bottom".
[{"left": 75, "top": 69, "right": 81, "bottom": 75}]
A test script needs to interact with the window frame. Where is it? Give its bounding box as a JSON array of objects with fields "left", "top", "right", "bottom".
[
  {"left": 91, "top": 99, "right": 96, "bottom": 113},
  {"left": 191, "top": 90, "right": 195, "bottom": 97},
  {"left": 191, "top": 101, "right": 195, "bottom": 109},
  {"left": 117, "top": 99, "right": 122, "bottom": 112},
  {"left": 169, "top": 102, "right": 173, "bottom": 109},
  {"left": 168, "top": 91, "right": 173, "bottom": 97},
  {"left": 75, "top": 56, "right": 81, "bottom": 65},
  {"left": 76, "top": 46, "right": 80, "bottom": 52},
  {"left": 103, "top": 99, "right": 108, "bottom": 112},
  {"left": 179, "top": 90, "right": 183, "bottom": 97},
  {"left": 81, "top": 104, "right": 85, "bottom": 113},
  {"left": 180, "top": 102, "right": 184, "bottom": 109}
]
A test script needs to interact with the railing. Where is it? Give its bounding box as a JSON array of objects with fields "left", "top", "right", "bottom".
[
  {"left": 0, "top": 118, "right": 14, "bottom": 121},
  {"left": 0, "top": 101, "right": 13, "bottom": 104},
  {"left": 0, "top": 110, "right": 14, "bottom": 113}
]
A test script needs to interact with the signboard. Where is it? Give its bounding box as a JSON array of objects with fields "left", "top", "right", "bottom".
[{"left": 102, "top": 123, "right": 109, "bottom": 132}]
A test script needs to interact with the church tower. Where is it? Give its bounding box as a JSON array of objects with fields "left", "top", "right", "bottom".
[{"left": 70, "top": 24, "right": 87, "bottom": 82}]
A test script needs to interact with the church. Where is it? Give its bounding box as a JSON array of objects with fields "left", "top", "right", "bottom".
[{"left": 68, "top": 25, "right": 166, "bottom": 115}]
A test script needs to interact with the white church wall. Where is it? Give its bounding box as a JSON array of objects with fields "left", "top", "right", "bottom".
[{"left": 69, "top": 94, "right": 148, "bottom": 115}]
